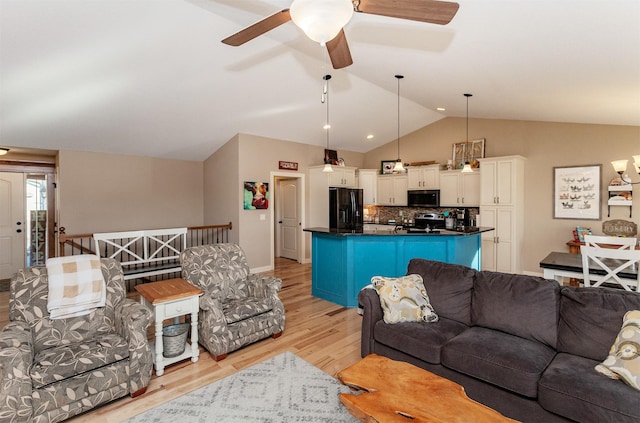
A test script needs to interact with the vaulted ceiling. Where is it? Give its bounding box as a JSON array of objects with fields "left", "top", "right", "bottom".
[{"left": 1, "top": 0, "right": 639, "bottom": 161}]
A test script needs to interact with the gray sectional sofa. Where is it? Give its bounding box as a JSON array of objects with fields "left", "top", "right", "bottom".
[{"left": 358, "top": 258, "right": 640, "bottom": 423}]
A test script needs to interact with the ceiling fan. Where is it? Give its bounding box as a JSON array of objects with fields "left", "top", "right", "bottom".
[{"left": 221, "top": 0, "right": 459, "bottom": 69}]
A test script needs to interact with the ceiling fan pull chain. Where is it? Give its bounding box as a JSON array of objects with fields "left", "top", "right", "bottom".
[{"left": 321, "top": 46, "right": 329, "bottom": 103}]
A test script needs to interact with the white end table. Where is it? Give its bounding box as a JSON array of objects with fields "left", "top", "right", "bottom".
[{"left": 136, "top": 278, "right": 203, "bottom": 376}]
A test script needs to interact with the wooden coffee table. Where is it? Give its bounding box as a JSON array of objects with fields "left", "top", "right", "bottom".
[{"left": 337, "top": 354, "right": 516, "bottom": 422}]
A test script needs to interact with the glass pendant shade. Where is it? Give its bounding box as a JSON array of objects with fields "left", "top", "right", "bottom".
[
  {"left": 323, "top": 163, "right": 333, "bottom": 173},
  {"left": 611, "top": 159, "right": 628, "bottom": 174},
  {"left": 290, "top": 0, "right": 353, "bottom": 45},
  {"left": 633, "top": 155, "right": 640, "bottom": 174},
  {"left": 393, "top": 160, "right": 404, "bottom": 172},
  {"left": 461, "top": 162, "right": 473, "bottom": 173}
]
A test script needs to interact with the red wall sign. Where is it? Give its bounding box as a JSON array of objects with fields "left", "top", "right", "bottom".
[{"left": 278, "top": 161, "right": 298, "bottom": 171}]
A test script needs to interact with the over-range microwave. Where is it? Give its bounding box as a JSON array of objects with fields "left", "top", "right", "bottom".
[{"left": 407, "top": 190, "right": 440, "bottom": 207}]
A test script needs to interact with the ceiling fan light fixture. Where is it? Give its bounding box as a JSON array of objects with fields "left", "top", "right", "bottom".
[
  {"left": 290, "top": 0, "right": 353, "bottom": 45},
  {"left": 0, "top": 148, "right": 9, "bottom": 156}
]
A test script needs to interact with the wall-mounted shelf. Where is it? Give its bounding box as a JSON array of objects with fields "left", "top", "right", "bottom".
[{"left": 608, "top": 185, "right": 633, "bottom": 218}]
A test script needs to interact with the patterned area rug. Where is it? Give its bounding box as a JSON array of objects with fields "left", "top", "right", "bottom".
[{"left": 124, "top": 351, "right": 359, "bottom": 422}]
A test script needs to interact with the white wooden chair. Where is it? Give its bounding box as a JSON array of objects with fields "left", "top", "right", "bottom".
[
  {"left": 580, "top": 244, "right": 640, "bottom": 292},
  {"left": 583, "top": 234, "right": 637, "bottom": 250}
]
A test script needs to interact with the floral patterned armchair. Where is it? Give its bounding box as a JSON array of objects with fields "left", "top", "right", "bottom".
[
  {"left": 0, "top": 258, "right": 152, "bottom": 423},
  {"left": 180, "top": 244, "right": 285, "bottom": 361}
]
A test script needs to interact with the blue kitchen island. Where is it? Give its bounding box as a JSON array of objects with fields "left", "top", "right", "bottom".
[{"left": 304, "top": 227, "right": 493, "bottom": 307}]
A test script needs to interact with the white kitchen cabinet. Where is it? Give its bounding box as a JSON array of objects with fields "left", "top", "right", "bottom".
[
  {"left": 308, "top": 165, "right": 358, "bottom": 228},
  {"left": 480, "top": 206, "right": 517, "bottom": 273},
  {"left": 327, "top": 166, "right": 356, "bottom": 187},
  {"left": 479, "top": 156, "right": 525, "bottom": 206},
  {"left": 358, "top": 169, "right": 378, "bottom": 205},
  {"left": 478, "top": 156, "right": 526, "bottom": 273},
  {"left": 439, "top": 170, "right": 480, "bottom": 207},
  {"left": 377, "top": 175, "right": 408, "bottom": 206},
  {"left": 407, "top": 164, "right": 440, "bottom": 189}
]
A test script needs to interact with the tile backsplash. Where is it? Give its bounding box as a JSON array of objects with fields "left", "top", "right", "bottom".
[{"left": 364, "top": 206, "right": 479, "bottom": 225}]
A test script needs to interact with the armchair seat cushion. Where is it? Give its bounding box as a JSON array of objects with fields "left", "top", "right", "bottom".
[
  {"left": 30, "top": 334, "right": 130, "bottom": 389},
  {"left": 223, "top": 298, "right": 273, "bottom": 324}
]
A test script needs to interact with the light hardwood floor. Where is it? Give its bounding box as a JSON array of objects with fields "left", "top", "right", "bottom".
[{"left": 0, "top": 258, "right": 363, "bottom": 423}]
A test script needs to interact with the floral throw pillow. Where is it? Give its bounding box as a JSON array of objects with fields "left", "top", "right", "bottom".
[
  {"left": 595, "top": 310, "right": 640, "bottom": 391},
  {"left": 371, "top": 274, "right": 438, "bottom": 324}
]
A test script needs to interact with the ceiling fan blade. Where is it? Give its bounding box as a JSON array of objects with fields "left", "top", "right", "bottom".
[
  {"left": 355, "top": 0, "right": 459, "bottom": 25},
  {"left": 221, "top": 9, "right": 291, "bottom": 46},
  {"left": 326, "top": 29, "right": 353, "bottom": 69}
]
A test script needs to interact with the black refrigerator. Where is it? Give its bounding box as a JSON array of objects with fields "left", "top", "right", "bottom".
[{"left": 329, "top": 187, "right": 363, "bottom": 233}]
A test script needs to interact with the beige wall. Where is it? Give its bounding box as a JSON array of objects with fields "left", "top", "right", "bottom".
[
  {"left": 57, "top": 150, "right": 204, "bottom": 234},
  {"left": 364, "top": 117, "right": 640, "bottom": 274},
  {"left": 203, "top": 135, "right": 240, "bottom": 245}
]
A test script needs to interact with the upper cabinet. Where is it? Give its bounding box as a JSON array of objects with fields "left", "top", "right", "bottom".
[
  {"left": 479, "top": 156, "right": 525, "bottom": 206},
  {"left": 439, "top": 170, "right": 480, "bottom": 207},
  {"left": 377, "top": 175, "right": 408, "bottom": 206},
  {"left": 327, "top": 166, "right": 357, "bottom": 187},
  {"left": 408, "top": 164, "right": 440, "bottom": 190},
  {"left": 358, "top": 169, "right": 378, "bottom": 205}
]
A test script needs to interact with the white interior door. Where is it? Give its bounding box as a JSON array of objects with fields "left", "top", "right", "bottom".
[
  {"left": 0, "top": 172, "right": 25, "bottom": 279},
  {"left": 278, "top": 178, "right": 300, "bottom": 261}
]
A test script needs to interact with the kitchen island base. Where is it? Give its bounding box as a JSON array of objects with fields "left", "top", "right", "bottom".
[{"left": 307, "top": 228, "right": 487, "bottom": 307}]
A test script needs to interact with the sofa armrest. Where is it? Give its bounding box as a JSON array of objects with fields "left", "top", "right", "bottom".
[
  {"left": 358, "top": 288, "right": 383, "bottom": 357},
  {"left": 0, "top": 322, "right": 34, "bottom": 422},
  {"left": 115, "top": 300, "right": 153, "bottom": 395}
]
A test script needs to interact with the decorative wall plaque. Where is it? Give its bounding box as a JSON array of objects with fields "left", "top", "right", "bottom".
[{"left": 602, "top": 219, "right": 637, "bottom": 237}]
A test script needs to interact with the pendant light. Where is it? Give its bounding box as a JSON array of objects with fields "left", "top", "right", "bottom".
[
  {"left": 393, "top": 75, "right": 405, "bottom": 173},
  {"left": 322, "top": 74, "right": 334, "bottom": 173},
  {"left": 611, "top": 156, "right": 640, "bottom": 184},
  {"left": 461, "top": 93, "right": 473, "bottom": 173}
]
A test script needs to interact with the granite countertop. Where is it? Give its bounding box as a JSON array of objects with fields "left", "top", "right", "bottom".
[{"left": 304, "top": 227, "right": 495, "bottom": 236}]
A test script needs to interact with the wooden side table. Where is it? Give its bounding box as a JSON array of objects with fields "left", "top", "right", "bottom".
[{"left": 136, "top": 278, "right": 203, "bottom": 376}]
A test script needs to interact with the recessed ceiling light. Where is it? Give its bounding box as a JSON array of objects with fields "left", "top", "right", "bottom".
[
  {"left": 437, "top": 107, "right": 446, "bottom": 112},
  {"left": 366, "top": 134, "right": 374, "bottom": 139},
  {"left": 323, "top": 124, "right": 331, "bottom": 129}
]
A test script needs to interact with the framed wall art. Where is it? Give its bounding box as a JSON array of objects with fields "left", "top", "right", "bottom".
[
  {"left": 380, "top": 160, "right": 396, "bottom": 174},
  {"left": 553, "top": 164, "right": 601, "bottom": 220},
  {"left": 324, "top": 149, "right": 338, "bottom": 165},
  {"left": 243, "top": 181, "right": 269, "bottom": 210},
  {"left": 452, "top": 138, "right": 485, "bottom": 169}
]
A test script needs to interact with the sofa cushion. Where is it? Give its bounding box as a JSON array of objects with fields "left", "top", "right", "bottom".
[
  {"left": 595, "top": 310, "right": 640, "bottom": 390},
  {"left": 472, "top": 271, "right": 560, "bottom": 348},
  {"left": 557, "top": 286, "right": 640, "bottom": 361},
  {"left": 223, "top": 297, "right": 273, "bottom": 324},
  {"left": 30, "top": 333, "right": 129, "bottom": 389},
  {"left": 407, "top": 259, "right": 475, "bottom": 326},
  {"left": 441, "top": 327, "right": 556, "bottom": 398},
  {"left": 372, "top": 274, "right": 438, "bottom": 324},
  {"left": 539, "top": 352, "right": 640, "bottom": 423},
  {"left": 374, "top": 316, "right": 468, "bottom": 364}
]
